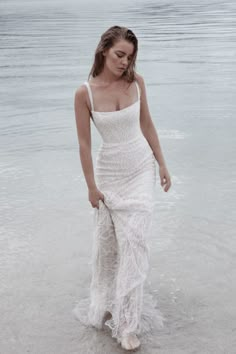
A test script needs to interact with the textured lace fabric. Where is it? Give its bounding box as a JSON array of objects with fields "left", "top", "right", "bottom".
[{"left": 72, "top": 80, "right": 165, "bottom": 342}]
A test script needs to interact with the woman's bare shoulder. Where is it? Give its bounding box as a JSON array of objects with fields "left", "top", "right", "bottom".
[
  {"left": 74, "top": 82, "right": 91, "bottom": 113},
  {"left": 134, "top": 72, "right": 144, "bottom": 85},
  {"left": 74, "top": 82, "right": 88, "bottom": 99},
  {"left": 134, "top": 72, "right": 145, "bottom": 96},
  {"left": 74, "top": 82, "right": 91, "bottom": 106}
]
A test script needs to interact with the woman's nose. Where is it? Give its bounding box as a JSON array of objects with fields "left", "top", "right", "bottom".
[{"left": 121, "top": 57, "right": 128, "bottom": 66}]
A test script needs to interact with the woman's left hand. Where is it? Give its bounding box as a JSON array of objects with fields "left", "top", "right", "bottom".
[{"left": 159, "top": 165, "right": 171, "bottom": 192}]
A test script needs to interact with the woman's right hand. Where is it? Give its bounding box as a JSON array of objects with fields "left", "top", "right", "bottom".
[{"left": 88, "top": 187, "right": 105, "bottom": 209}]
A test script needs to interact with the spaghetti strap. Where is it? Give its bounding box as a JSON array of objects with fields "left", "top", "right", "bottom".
[
  {"left": 84, "top": 81, "right": 94, "bottom": 112},
  {"left": 135, "top": 80, "right": 140, "bottom": 100}
]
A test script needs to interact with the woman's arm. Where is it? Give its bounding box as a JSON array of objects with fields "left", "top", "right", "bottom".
[
  {"left": 136, "top": 73, "right": 166, "bottom": 167},
  {"left": 135, "top": 73, "right": 171, "bottom": 192},
  {"left": 74, "top": 86, "right": 104, "bottom": 207},
  {"left": 74, "top": 86, "right": 96, "bottom": 190}
]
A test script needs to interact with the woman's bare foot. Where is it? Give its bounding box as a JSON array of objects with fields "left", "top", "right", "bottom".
[
  {"left": 120, "top": 333, "right": 141, "bottom": 351},
  {"left": 102, "top": 311, "right": 112, "bottom": 325}
]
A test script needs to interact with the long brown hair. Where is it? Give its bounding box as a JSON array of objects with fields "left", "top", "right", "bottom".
[{"left": 88, "top": 26, "right": 138, "bottom": 83}]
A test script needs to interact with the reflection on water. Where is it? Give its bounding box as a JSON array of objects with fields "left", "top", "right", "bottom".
[{"left": 0, "top": 0, "right": 236, "bottom": 353}]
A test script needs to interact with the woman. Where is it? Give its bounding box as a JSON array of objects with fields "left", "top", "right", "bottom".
[{"left": 73, "top": 25, "right": 171, "bottom": 351}]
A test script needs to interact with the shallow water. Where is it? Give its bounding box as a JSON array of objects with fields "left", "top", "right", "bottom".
[{"left": 0, "top": 0, "right": 236, "bottom": 353}]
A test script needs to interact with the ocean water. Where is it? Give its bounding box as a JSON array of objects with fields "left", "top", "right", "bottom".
[{"left": 0, "top": 0, "right": 236, "bottom": 353}]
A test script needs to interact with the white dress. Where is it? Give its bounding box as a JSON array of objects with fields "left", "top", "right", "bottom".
[{"left": 73, "top": 79, "right": 164, "bottom": 343}]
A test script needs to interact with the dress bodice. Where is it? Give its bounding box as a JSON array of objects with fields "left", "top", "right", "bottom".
[{"left": 83, "top": 80, "right": 142, "bottom": 144}]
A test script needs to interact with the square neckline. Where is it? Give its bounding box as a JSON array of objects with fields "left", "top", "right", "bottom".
[
  {"left": 92, "top": 99, "right": 140, "bottom": 114},
  {"left": 85, "top": 79, "right": 140, "bottom": 114}
]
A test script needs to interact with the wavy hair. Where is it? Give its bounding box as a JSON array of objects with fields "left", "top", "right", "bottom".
[{"left": 88, "top": 26, "right": 138, "bottom": 83}]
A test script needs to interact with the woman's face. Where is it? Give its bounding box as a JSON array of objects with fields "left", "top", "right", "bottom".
[{"left": 103, "top": 39, "right": 135, "bottom": 76}]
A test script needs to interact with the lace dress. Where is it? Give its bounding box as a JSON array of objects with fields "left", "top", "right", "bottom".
[{"left": 72, "top": 79, "right": 164, "bottom": 343}]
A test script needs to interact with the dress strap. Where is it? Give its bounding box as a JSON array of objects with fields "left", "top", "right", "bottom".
[
  {"left": 84, "top": 81, "right": 94, "bottom": 112},
  {"left": 134, "top": 80, "right": 141, "bottom": 100}
]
